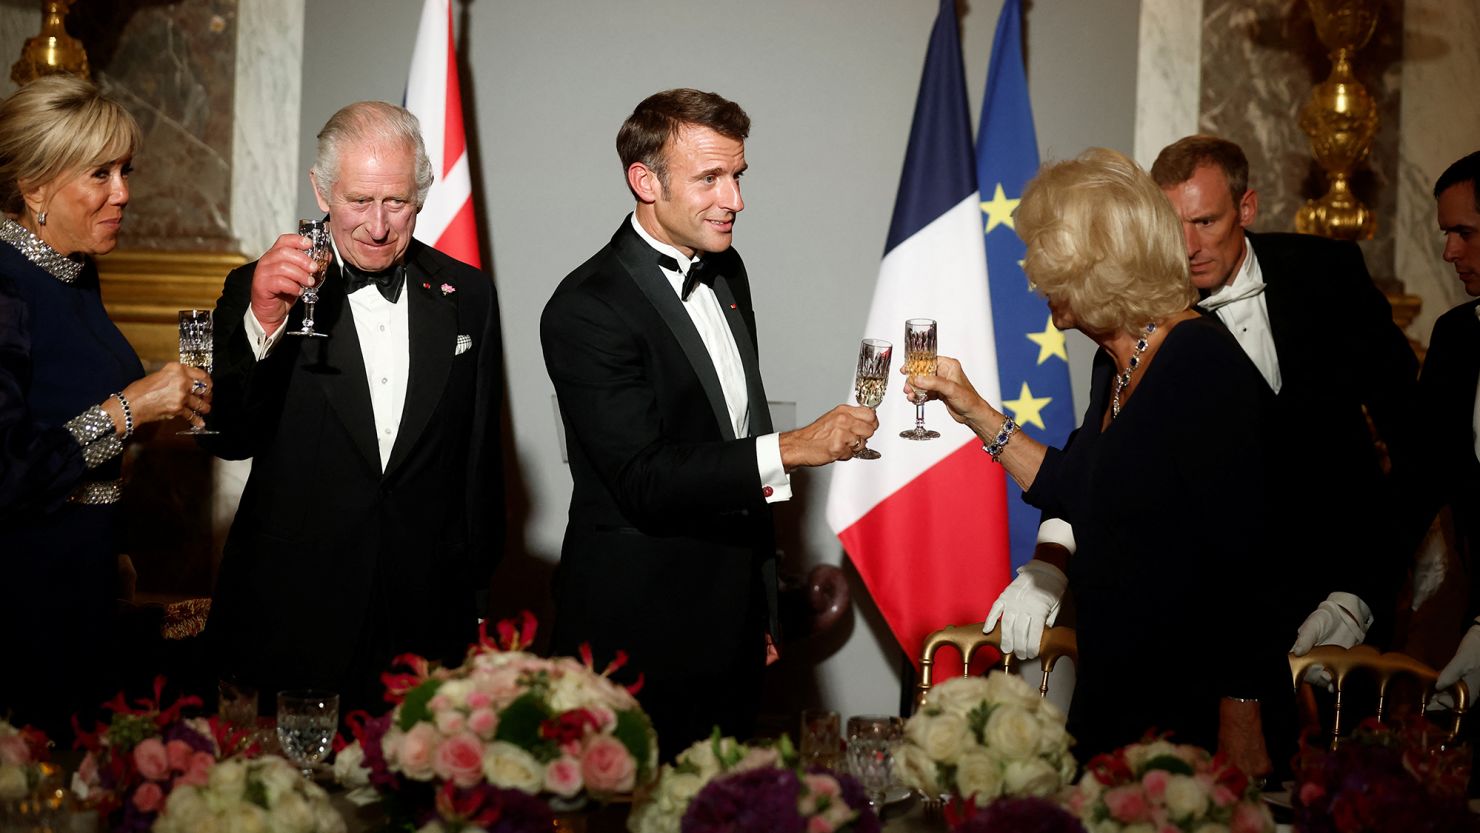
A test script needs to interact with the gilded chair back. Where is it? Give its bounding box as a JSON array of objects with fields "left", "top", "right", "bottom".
[
  {"left": 1288, "top": 644, "right": 1469, "bottom": 749},
  {"left": 915, "top": 622, "right": 1077, "bottom": 711}
]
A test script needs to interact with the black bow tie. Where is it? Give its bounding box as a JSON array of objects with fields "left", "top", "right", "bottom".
[
  {"left": 657, "top": 253, "right": 713, "bottom": 301},
  {"left": 342, "top": 262, "right": 406, "bottom": 303}
]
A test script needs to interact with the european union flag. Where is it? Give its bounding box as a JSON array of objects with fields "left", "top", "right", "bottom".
[{"left": 977, "top": 0, "right": 1075, "bottom": 568}]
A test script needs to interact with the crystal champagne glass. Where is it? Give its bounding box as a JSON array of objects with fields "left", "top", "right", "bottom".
[
  {"left": 177, "top": 309, "right": 218, "bottom": 435},
  {"left": 846, "top": 714, "right": 904, "bottom": 810},
  {"left": 853, "top": 338, "right": 892, "bottom": 459},
  {"left": 276, "top": 690, "right": 338, "bottom": 778},
  {"left": 286, "top": 219, "right": 331, "bottom": 337},
  {"left": 899, "top": 318, "right": 940, "bottom": 440}
]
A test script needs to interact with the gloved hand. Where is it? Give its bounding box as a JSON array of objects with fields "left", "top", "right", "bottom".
[
  {"left": 984, "top": 560, "right": 1067, "bottom": 660},
  {"left": 1290, "top": 591, "right": 1373, "bottom": 690},
  {"left": 1432, "top": 621, "right": 1480, "bottom": 711}
]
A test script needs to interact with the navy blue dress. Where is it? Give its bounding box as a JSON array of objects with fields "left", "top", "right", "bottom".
[{"left": 0, "top": 237, "right": 143, "bottom": 736}]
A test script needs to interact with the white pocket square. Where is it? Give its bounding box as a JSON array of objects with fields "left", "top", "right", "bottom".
[{"left": 454, "top": 334, "right": 473, "bottom": 355}]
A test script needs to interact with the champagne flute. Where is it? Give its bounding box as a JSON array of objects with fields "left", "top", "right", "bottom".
[
  {"left": 899, "top": 318, "right": 940, "bottom": 440},
  {"left": 853, "top": 338, "right": 892, "bottom": 459},
  {"left": 286, "top": 219, "right": 331, "bottom": 337},
  {"left": 177, "top": 309, "right": 218, "bottom": 435},
  {"left": 276, "top": 690, "right": 338, "bottom": 778},
  {"left": 846, "top": 714, "right": 903, "bottom": 811}
]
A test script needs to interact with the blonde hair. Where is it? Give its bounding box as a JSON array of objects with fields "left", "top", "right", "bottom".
[
  {"left": 311, "top": 101, "right": 434, "bottom": 207},
  {"left": 0, "top": 75, "right": 140, "bottom": 216},
  {"left": 1016, "top": 147, "right": 1195, "bottom": 336}
]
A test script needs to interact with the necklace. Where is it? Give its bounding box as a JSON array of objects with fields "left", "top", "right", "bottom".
[
  {"left": 1111, "top": 322, "right": 1156, "bottom": 420},
  {"left": 0, "top": 218, "right": 83, "bottom": 284}
]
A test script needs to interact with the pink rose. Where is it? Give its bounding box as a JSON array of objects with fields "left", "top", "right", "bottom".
[
  {"left": 165, "top": 739, "right": 194, "bottom": 773},
  {"left": 1231, "top": 801, "right": 1271, "bottom": 833},
  {"left": 807, "top": 817, "right": 836, "bottom": 833},
  {"left": 545, "top": 756, "right": 584, "bottom": 797},
  {"left": 177, "top": 752, "right": 214, "bottom": 787},
  {"left": 0, "top": 735, "right": 28, "bottom": 766},
  {"left": 1211, "top": 784, "right": 1239, "bottom": 808},
  {"left": 131, "top": 781, "right": 164, "bottom": 814},
  {"left": 1103, "top": 785, "right": 1150, "bottom": 823},
  {"left": 398, "top": 723, "right": 440, "bottom": 781},
  {"left": 468, "top": 708, "right": 499, "bottom": 738},
  {"left": 1141, "top": 769, "right": 1169, "bottom": 801},
  {"left": 428, "top": 695, "right": 453, "bottom": 712},
  {"left": 466, "top": 691, "right": 493, "bottom": 710},
  {"left": 133, "top": 738, "right": 170, "bottom": 781},
  {"left": 581, "top": 735, "right": 636, "bottom": 794},
  {"left": 435, "top": 709, "right": 467, "bottom": 736},
  {"left": 433, "top": 732, "right": 486, "bottom": 788}
]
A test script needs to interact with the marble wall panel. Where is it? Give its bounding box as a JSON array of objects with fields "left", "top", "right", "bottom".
[
  {"left": 1134, "top": 0, "right": 1203, "bottom": 169},
  {"left": 0, "top": 1, "right": 37, "bottom": 97},
  {"left": 1201, "top": 0, "right": 1403, "bottom": 291},
  {"left": 232, "top": 0, "right": 302, "bottom": 257},
  {"left": 70, "top": 0, "right": 240, "bottom": 251}
]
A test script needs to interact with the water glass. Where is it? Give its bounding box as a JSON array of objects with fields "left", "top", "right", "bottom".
[
  {"left": 846, "top": 714, "right": 903, "bottom": 810},
  {"left": 276, "top": 690, "right": 338, "bottom": 778},
  {"left": 800, "top": 708, "right": 842, "bottom": 770},
  {"left": 218, "top": 677, "right": 259, "bottom": 733}
]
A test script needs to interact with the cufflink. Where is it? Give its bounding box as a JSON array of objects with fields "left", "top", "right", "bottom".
[{"left": 762, "top": 486, "right": 774, "bottom": 498}]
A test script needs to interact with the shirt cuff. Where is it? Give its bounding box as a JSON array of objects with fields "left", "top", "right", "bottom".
[
  {"left": 755, "top": 432, "right": 791, "bottom": 504},
  {"left": 1036, "top": 518, "right": 1076, "bottom": 554},
  {"left": 244, "top": 309, "right": 287, "bottom": 360}
]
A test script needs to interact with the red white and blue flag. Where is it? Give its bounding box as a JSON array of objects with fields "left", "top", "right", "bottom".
[
  {"left": 405, "top": 0, "right": 481, "bottom": 268},
  {"left": 828, "top": 0, "right": 1071, "bottom": 668}
]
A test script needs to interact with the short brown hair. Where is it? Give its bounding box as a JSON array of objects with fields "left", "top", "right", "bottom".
[
  {"left": 1018, "top": 148, "right": 1196, "bottom": 336},
  {"left": 616, "top": 89, "right": 749, "bottom": 194},
  {"left": 0, "top": 75, "right": 140, "bottom": 216},
  {"left": 1434, "top": 150, "right": 1480, "bottom": 211},
  {"left": 1150, "top": 135, "right": 1249, "bottom": 203}
]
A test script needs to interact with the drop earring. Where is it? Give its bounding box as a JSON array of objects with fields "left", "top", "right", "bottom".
[{"left": 37, "top": 211, "right": 46, "bottom": 226}]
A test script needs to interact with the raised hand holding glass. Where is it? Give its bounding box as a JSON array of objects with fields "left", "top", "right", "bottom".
[{"left": 286, "top": 219, "right": 331, "bottom": 338}]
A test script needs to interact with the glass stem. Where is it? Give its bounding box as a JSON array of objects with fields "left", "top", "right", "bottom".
[
  {"left": 914, "top": 401, "right": 926, "bottom": 433},
  {"left": 303, "top": 299, "right": 316, "bottom": 330}
]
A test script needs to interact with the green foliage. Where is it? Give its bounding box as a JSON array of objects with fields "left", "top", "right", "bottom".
[
  {"left": 396, "top": 679, "right": 444, "bottom": 732},
  {"left": 613, "top": 710, "right": 656, "bottom": 778},
  {"left": 493, "top": 692, "right": 554, "bottom": 753},
  {"left": 1142, "top": 754, "right": 1195, "bottom": 776}
]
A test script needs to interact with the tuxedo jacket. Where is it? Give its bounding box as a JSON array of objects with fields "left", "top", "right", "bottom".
[
  {"left": 201, "top": 239, "right": 503, "bottom": 704},
  {"left": 1245, "top": 232, "right": 1418, "bottom": 628},
  {"left": 540, "top": 218, "right": 779, "bottom": 678},
  {"left": 1411, "top": 300, "right": 1480, "bottom": 620}
]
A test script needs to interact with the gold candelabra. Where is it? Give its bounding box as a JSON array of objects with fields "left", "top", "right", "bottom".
[
  {"left": 10, "top": 0, "right": 90, "bottom": 87},
  {"left": 1294, "top": 0, "right": 1379, "bottom": 240}
]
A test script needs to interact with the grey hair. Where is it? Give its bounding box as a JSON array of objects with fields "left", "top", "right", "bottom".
[{"left": 310, "top": 101, "right": 434, "bottom": 206}]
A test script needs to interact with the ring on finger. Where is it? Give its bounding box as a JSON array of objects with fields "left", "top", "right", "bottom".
[{"left": 192, "top": 379, "right": 208, "bottom": 394}]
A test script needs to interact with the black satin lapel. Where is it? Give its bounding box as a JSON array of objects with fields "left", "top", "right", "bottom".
[
  {"left": 712, "top": 274, "right": 772, "bottom": 436},
  {"left": 311, "top": 267, "right": 382, "bottom": 472},
  {"left": 615, "top": 237, "right": 736, "bottom": 441},
  {"left": 1254, "top": 243, "right": 1299, "bottom": 365},
  {"left": 384, "top": 256, "right": 457, "bottom": 478}
]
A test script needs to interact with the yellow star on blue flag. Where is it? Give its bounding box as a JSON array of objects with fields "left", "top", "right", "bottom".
[
  {"left": 980, "top": 183, "right": 1019, "bottom": 234},
  {"left": 1003, "top": 381, "right": 1052, "bottom": 431},
  {"left": 1026, "top": 315, "right": 1068, "bottom": 365}
]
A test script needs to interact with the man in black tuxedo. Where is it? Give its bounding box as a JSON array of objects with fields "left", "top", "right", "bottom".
[
  {"left": 202, "top": 101, "right": 502, "bottom": 712},
  {"left": 1415, "top": 151, "right": 1480, "bottom": 701},
  {"left": 541, "top": 89, "right": 875, "bottom": 760}
]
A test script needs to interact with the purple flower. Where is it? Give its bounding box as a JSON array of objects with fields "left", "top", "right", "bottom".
[
  {"left": 486, "top": 788, "right": 556, "bottom": 833},
  {"left": 955, "top": 797, "right": 1087, "bottom": 833},
  {"left": 683, "top": 768, "right": 806, "bottom": 833}
]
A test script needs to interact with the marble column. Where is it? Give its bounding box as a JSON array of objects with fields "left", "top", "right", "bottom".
[{"left": 1134, "top": 0, "right": 1203, "bottom": 169}]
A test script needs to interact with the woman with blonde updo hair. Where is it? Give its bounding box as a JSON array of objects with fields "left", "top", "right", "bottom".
[
  {"left": 909, "top": 148, "right": 1285, "bottom": 776},
  {"left": 0, "top": 75, "right": 212, "bottom": 735}
]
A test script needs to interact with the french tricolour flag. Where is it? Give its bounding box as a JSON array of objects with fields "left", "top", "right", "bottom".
[
  {"left": 825, "top": 0, "right": 1012, "bottom": 668},
  {"left": 406, "top": 0, "right": 481, "bottom": 269}
]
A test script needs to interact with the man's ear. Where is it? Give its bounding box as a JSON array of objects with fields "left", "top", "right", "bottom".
[
  {"left": 1237, "top": 188, "right": 1258, "bottom": 229},
  {"left": 628, "top": 162, "right": 661, "bottom": 205},
  {"left": 310, "top": 170, "right": 331, "bottom": 214}
]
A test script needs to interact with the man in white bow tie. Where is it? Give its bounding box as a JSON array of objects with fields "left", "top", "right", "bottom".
[{"left": 201, "top": 101, "right": 504, "bottom": 714}]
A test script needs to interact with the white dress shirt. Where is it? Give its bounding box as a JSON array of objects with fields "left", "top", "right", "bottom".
[
  {"left": 630, "top": 215, "right": 790, "bottom": 503},
  {"left": 244, "top": 235, "right": 410, "bottom": 471},
  {"left": 1197, "top": 236, "right": 1282, "bottom": 393}
]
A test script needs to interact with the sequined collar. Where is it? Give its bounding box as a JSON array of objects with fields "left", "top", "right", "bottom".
[{"left": 0, "top": 218, "right": 84, "bottom": 284}]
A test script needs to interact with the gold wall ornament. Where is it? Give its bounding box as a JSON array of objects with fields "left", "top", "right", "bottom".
[
  {"left": 1295, "top": 0, "right": 1380, "bottom": 240},
  {"left": 10, "top": 0, "right": 91, "bottom": 87}
]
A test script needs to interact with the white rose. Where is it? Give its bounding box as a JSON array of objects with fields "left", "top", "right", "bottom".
[
  {"left": 269, "top": 791, "right": 316, "bottom": 833},
  {"left": 481, "top": 741, "right": 544, "bottom": 793},
  {"left": 1002, "top": 757, "right": 1062, "bottom": 797},
  {"left": 1035, "top": 712, "right": 1070, "bottom": 755},
  {"left": 1164, "top": 774, "right": 1210, "bottom": 819},
  {"left": 907, "top": 711, "right": 969, "bottom": 763},
  {"left": 1192, "top": 826, "right": 1231, "bottom": 833},
  {"left": 982, "top": 671, "right": 1040, "bottom": 708},
  {"left": 0, "top": 765, "right": 25, "bottom": 800},
  {"left": 437, "top": 678, "right": 474, "bottom": 705},
  {"left": 332, "top": 741, "right": 369, "bottom": 789},
  {"left": 1122, "top": 825, "right": 1156, "bottom": 833},
  {"left": 952, "top": 750, "right": 1003, "bottom": 802},
  {"left": 225, "top": 803, "right": 269, "bottom": 833},
  {"left": 257, "top": 757, "right": 302, "bottom": 806},
  {"left": 313, "top": 797, "right": 348, "bottom": 833},
  {"left": 415, "top": 823, "right": 449, "bottom": 833},
  {"left": 893, "top": 742, "right": 942, "bottom": 796},
  {"left": 207, "top": 758, "right": 247, "bottom": 807},
  {"left": 1126, "top": 740, "right": 1179, "bottom": 772},
  {"left": 983, "top": 704, "right": 1041, "bottom": 760},
  {"left": 661, "top": 771, "right": 705, "bottom": 809},
  {"left": 928, "top": 677, "right": 993, "bottom": 716}
]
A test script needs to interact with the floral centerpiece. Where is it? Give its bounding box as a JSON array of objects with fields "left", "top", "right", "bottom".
[
  {"left": 894, "top": 671, "right": 1076, "bottom": 811},
  {"left": 628, "top": 732, "right": 879, "bottom": 833},
  {"left": 336, "top": 612, "right": 657, "bottom": 831},
  {"left": 953, "top": 796, "right": 1087, "bottom": 833},
  {"left": 71, "top": 676, "right": 256, "bottom": 833},
  {"left": 1065, "top": 736, "right": 1274, "bottom": 833},
  {"left": 1291, "top": 717, "right": 1479, "bottom": 833},
  {"left": 154, "top": 754, "right": 346, "bottom": 833},
  {"left": 0, "top": 719, "right": 51, "bottom": 801}
]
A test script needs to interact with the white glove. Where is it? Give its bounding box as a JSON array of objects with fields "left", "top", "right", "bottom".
[
  {"left": 1432, "top": 621, "right": 1480, "bottom": 711},
  {"left": 1290, "top": 592, "right": 1373, "bottom": 690},
  {"left": 984, "top": 560, "right": 1067, "bottom": 660}
]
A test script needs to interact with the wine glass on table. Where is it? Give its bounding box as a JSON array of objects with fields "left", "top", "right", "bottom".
[
  {"left": 276, "top": 690, "right": 338, "bottom": 778},
  {"left": 846, "top": 714, "right": 904, "bottom": 812},
  {"left": 286, "top": 219, "right": 331, "bottom": 337},
  {"left": 852, "top": 338, "right": 892, "bottom": 459},
  {"left": 177, "top": 309, "right": 218, "bottom": 435},
  {"left": 899, "top": 318, "right": 940, "bottom": 440}
]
